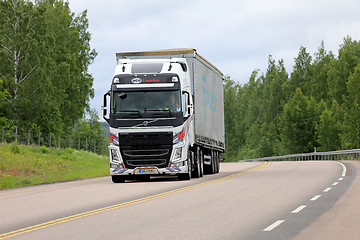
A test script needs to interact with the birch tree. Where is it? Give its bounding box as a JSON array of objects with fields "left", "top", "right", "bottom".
[{"left": 0, "top": 0, "right": 38, "bottom": 126}]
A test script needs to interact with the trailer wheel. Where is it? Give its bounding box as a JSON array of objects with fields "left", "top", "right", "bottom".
[
  {"left": 203, "top": 149, "right": 214, "bottom": 175},
  {"left": 111, "top": 175, "right": 126, "bottom": 183},
  {"left": 215, "top": 151, "right": 220, "bottom": 173},
  {"left": 199, "top": 149, "right": 204, "bottom": 177},
  {"left": 216, "top": 152, "right": 220, "bottom": 173},
  {"left": 210, "top": 150, "right": 216, "bottom": 174}
]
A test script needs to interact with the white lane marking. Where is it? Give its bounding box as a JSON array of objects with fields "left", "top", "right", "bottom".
[
  {"left": 324, "top": 187, "right": 332, "bottom": 192},
  {"left": 291, "top": 205, "right": 307, "bottom": 213},
  {"left": 336, "top": 161, "right": 346, "bottom": 177},
  {"left": 263, "top": 220, "right": 285, "bottom": 231},
  {"left": 310, "top": 195, "right": 321, "bottom": 201},
  {"left": 339, "top": 177, "right": 343, "bottom": 181},
  {"left": 332, "top": 182, "right": 339, "bottom": 186}
]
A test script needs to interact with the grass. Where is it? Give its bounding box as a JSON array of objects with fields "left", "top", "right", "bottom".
[{"left": 0, "top": 143, "right": 109, "bottom": 190}]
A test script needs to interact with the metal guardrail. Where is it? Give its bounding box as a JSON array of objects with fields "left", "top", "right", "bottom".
[{"left": 240, "top": 149, "right": 360, "bottom": 162}]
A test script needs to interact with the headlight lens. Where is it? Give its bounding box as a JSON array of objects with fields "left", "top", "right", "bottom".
[
  {"left": 173, "top": 147, "right": 182, "bottom": 162},
  {"left": 110, "top": 149, "right": 123, "bottom": 163}
]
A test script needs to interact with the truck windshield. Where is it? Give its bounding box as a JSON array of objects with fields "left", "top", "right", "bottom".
[{"left": 111, "top": 90, "right": 181, "bottom": 114}]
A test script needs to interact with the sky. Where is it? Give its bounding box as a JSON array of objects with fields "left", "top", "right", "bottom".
[{"left": 68, "top": 0, "right": 360, "bottom": 118}]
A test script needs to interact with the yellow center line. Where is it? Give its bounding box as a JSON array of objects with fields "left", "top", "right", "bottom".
[{"left": 0, "top": 161, "right": 270, "bottom": 239}]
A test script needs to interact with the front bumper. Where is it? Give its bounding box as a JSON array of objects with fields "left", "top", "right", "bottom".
[{"left": 110, "top": 164, "right": 188, "bottom": 176}]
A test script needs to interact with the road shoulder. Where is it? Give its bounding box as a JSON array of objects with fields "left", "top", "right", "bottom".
[{"left": 294, "top": 160, "right": 360, "bottom": 240}]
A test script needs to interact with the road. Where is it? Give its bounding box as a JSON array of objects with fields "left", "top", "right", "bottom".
[{"left": 0, "top": 161, "right": 356, "bottom": 240}]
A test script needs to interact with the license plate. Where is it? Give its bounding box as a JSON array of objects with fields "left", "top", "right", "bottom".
[{"left": 137, "top": 168, "right": 154, "bottom": 174}]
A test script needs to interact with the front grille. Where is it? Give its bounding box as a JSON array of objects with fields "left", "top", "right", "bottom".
[
  {"left": 127, "top": 159, "right": 167, "bottom": 167},
  {"left": 123, "top": 149, "right": 169, "bottom": 157},
  {"left": 119, "top": 132, "right": 172, "bottom": 169}
]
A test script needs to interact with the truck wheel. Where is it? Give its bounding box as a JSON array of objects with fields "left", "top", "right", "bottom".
[
  {"left": 192, "top": 147, "right": 201, "bottom": 178},
  {"left": 199, "top": 149, "right": 204, "bottom": 177},
  {"left": 215, "top": 152, "right": 220, "bottom": 173},
  {"left": 111, "top": 175, "right": 126, "bottom": 183},
  {"left": 214, "top": 151, "right": 218, "bottom": 173},
  {"left": 203, "top": 150, "right": 214, "bottom": 175},
  {"left": 210, "top": 150, "right": 216, "bottom": 174},
  {"left": 179, "top": 150, "right": 192, "bottom": 181}
]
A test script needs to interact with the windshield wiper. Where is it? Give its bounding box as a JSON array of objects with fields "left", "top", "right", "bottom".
[
  {"left": 146, "top": 109, "right": 171, "bottom": 113},
  {"left": 118, "top": 110, "right": 140, "bottom": 114},
  {"left": 117, "top": 110, "right": 140, "bottom": 118}
]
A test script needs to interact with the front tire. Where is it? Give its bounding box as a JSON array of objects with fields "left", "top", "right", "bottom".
[{"left": 179, "top": 150, "right": 192, "bottom": 181}]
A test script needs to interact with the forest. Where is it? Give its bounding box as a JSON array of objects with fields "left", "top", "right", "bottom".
[
  {"left": 224, "top": 37, "right": 360, "bottom": 161},
  {"left": 0, "top": 0, "right": 106, "bottom": 149}
]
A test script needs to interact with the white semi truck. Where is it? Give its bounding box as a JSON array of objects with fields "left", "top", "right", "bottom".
[{"left": 102, "top": 48, "right": 225, "bottom": 182}]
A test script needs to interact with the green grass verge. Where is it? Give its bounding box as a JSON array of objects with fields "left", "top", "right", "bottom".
[{"left": 0, "top": 143, "right": 109, "bottom": 190}]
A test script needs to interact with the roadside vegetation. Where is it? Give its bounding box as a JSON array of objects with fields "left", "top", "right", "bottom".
[
  {"left": 0, "top": 143, "right": 109, "bottom": 190},
  {"left": 225, "top": 37, "right": 360, "bottom": 161},
  {"left": 0, "top": 1, "right": 109, "bottom": 190}
]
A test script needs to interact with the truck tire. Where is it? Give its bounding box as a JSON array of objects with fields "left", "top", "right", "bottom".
[
  {"left": 210, "top": 150, "right": 216, "bottom": 174},
  {"left": 192, "top": 147, "right": 201, "bottom": 178},
  {"left": 199, "top": 149, "right": 204, "bottom": 177},
  {"left": 216, "top": 152, "right": 220, "bottom": 173},
  {"left": 111, "top": 175, "right": 126, "bottom": 183},
  {"left": 179, "top": 150, "right": 192, "bottom": 181},
  {"left": 214, "top": 151, "right": 219, "bottom": 174},
  {"left": 203, "top": 149, "right": 214, "bottom": 175}
]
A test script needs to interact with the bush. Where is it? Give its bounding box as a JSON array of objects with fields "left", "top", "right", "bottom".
[
  {"left": 39, "top": 146, "right": 50, "bottom": 154},
  {"left": 10, "top": 142, "right": 20, "bottom": 154}
]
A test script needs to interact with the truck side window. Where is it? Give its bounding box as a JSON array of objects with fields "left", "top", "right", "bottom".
[{"left": 182, "top": 93, "right": 188, "bottom": 117}]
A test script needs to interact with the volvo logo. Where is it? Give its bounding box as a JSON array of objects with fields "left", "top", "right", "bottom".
[
  {"left": 132, "top": 119, "right": 160, "bottom": 127},
  {"left": 131, "top": 78, "right": 142, "bottom": 84}
]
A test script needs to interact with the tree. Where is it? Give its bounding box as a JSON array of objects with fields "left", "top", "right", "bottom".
[
  {"left": 316, "top": 100, "right": 341, "bottom": 151},
  {"left": 0, "top": 0, "right": 97, "bottom": 135},
  {"left": 0, "top": 0, "right": 38, "bottom": 126},
  {"left": 0, "top": 79, "right": 9, "bottom": 125},
  {"left": 279, "top": 88, "right": 318, "bottom": 154},
  {"left": 223, "top": 76, "right": 240, "bottom": 159},
  {"left": 328, "top": 37, "right": 360, "bottom": 105},
  {"left": 71, "top": 109, "right": 108, "bottom": 154},
  {"left": 341, "top": 64, "right": 360, "bottom": 149},
  {"left": 308, "top": 41, "right": 334, "bottom": 102},
  {"left": 285, "top": 46, "right": 312, "bottom": 99}
]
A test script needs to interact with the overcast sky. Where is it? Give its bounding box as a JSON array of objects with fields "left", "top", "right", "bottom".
[{"left": 68, "top": 0, "right": 360, "bottom": 117}]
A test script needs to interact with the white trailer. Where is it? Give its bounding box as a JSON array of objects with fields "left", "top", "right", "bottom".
[{"left": 102, "top": 48, "right": 225, "bottom": 182}]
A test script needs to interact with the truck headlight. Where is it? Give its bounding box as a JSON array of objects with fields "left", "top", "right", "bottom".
[
  {"left": 173, "top": 148, "right": 182, "bottom": 162},
  {"left": 111, "top": 149, "right": 123, "bottom": 164}
]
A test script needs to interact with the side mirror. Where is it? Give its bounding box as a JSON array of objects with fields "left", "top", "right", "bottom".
[
  {"left": 102, "top": 91, "right": 110, "bottom": 123},
  {"left": 182, "top": 91, "right": 192, "bottom": 118}
]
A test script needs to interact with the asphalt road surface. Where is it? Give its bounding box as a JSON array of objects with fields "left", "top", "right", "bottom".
[{"left": 0, "top": 161, "right": 356, "bottom": 240}]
